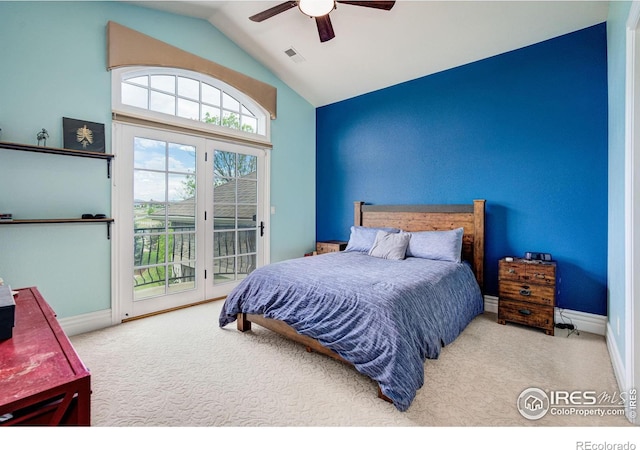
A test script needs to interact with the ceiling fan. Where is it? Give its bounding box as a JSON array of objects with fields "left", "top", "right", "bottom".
[{"left": 249, "top": 1, "right": 396, "bottom": 43}]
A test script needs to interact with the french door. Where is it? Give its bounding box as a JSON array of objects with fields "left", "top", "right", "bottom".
[
  {"left": 113, "top": 123, "right": 267, "bottom": 320},
  {"left": 207, "top": 139, "right": 266, "bottom": 298}
]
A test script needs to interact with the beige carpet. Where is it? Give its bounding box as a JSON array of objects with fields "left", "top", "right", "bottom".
[{"left": 68, "top": 299, "right": 631, "bottom": 428}]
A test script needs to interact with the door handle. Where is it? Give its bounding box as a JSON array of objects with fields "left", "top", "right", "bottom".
[{"left": 260, "top": 221, "right": 265, "bottom": 237}]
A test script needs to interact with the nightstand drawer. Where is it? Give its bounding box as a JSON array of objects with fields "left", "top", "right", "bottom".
[
  {"left": 499, "top": 261, "right": 527, "bottom": 281},
  {"left": 316, "top": 241, "right": 347, "bottom": 254},
  {"left": 498, "top": 299, "right": 554, "bottom": 331},
  {"left": 499, "top": 280, "right": 555, "bottom": 306},
  {"left": 522, "top": 264, "right": 555, "bottom": 285},
  {"left": 499, "top": 260, "right": 556, "bottom": 284}
]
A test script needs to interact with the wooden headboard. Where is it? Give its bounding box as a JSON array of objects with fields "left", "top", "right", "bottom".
[{"left": 354, "top": 200, "right": 486, "bottom": 291}]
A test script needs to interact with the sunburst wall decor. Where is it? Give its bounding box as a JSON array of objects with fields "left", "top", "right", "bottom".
[{"left": 63, "top": 117, "right": 105, "bottom": 153}]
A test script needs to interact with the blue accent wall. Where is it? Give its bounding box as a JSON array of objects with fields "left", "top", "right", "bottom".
[{"left": 317, "top": 23, "right": 608, "bottom": 316}]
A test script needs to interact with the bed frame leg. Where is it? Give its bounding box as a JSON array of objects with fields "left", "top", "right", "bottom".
[
  {"left": 237, "top": 313, "right": 252, "bottom": 332},
  {"left": 377, "top": 386, "right": 393, "bottom": 404}
]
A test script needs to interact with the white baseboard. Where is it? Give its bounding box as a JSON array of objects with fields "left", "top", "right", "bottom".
[
  {"left": 483, "top": 295, "right": 607, "bottom": 336},
  {"left": 484, "top": 295, "right": 499, "bottom": 314},
  {"left": 60, "top": 297, "right": 608, "bottom": 338},
  {"left": 606, "top": 325, "right": 627, "bottom": 397},
  {"left": 606, "top": 325, "right": 638, "bottom": 425},
  {"left": 58, "top": 309, "right": 113, "bottom": 337}
]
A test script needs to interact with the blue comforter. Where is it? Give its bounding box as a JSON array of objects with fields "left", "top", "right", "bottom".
[{"left": 219, "top": 251, "right": 483, "bottom": 411}]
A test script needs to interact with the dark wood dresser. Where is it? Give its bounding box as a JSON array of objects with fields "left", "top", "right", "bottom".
[
  {"left": 497, "top": 258, "right": 556, "bottom": 336},
  {"left": 0, "top": 287, "right": 91, "bottom": 425}
]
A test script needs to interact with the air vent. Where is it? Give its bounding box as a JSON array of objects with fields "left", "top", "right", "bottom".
[{"left": 284, "top": 47, "right": 305, "bottom": 64}]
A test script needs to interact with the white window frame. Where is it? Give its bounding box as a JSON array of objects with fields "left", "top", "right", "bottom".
[
  {"left": 110, "top": 66, "right": 272, "bottom": 325},
  {"left": 111, "top": 66, "right": 271, "bottom": 145}
]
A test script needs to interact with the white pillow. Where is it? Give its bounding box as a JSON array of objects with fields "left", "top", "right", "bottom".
[
  {"left": 344, "top": 226, "right": 401, "bottom": 253},
  {"left": 368, "top": 230, "right": 411, "bottom": 260},
  {"left": 405, "top": 228, "right": 464, "bottom": 263}
]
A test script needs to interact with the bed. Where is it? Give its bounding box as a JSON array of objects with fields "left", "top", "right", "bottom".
[{"left": 219, "top": 200, "right": 485, "bottom": 411}]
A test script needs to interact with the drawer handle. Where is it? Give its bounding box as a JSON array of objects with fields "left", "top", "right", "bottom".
[
  {"left": 518, "top": 309, "right": 532, "bottom": 316},
  {"left": 508, "top": 269, "right": 515, "bottom": 274},
  {"left": 535, "top": 273, "right": 546, "bottom": 279},
  {"left": 520, "top": 289, "right": 531, "bottom": 296}
]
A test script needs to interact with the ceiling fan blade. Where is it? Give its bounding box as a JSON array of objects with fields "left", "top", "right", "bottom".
[
  {"left": 336, "top": 1, "right": 395, "bottom": 10},
  {"left": 315, "top": 15, "right": 335, "bottom": 42},
  {"left": 249, "top": 1, "right": 298, "bottom": 22}
]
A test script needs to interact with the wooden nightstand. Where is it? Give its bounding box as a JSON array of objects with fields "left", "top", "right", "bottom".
[
  {"left": 497, "top": 258, "right": 556, "bottom": 335},
  {"left": 316, "top": 240, "right": 347, "bottom": 255}
]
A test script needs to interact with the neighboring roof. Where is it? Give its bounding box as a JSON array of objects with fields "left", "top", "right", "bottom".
[{"left": 146, "top": 171, "right": 257, "bottom": 223}]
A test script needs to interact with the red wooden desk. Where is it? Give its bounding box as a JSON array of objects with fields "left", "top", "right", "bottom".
[{"left": 0, "top": 287, "right": 91, "bottom": 425}]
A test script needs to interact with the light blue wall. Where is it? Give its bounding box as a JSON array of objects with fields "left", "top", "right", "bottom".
[
  {"left": 317, "top": 24, "right": 609, "bottom": 316},
  {"left": 0, "top": 1, "right": 315, "bottom": 318},
  {"left": 607, "top": 1, "right": 632, "bottom": 360}
]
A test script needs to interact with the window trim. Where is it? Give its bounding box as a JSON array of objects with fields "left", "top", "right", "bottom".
[
  {"left": 112, "top": 67, "right": 271, "bottom": 146},
  {"left": 107, "top": 21, "right": 277, "bottom": 120}
]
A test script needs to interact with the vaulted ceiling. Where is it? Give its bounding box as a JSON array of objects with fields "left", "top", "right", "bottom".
[{"left": 128, "top": 1, "right": 610, "bottom": 107}]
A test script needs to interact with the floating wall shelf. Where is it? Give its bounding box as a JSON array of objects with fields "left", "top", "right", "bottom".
[
  {"left": 0, "top": 141, "right": 114, "bottom": 178},
  {"left": 0, "top": 141, "right": 115, "bottom": 239},
  {"left": 0, "top": 218, "right": 115, "bottom": 239}
]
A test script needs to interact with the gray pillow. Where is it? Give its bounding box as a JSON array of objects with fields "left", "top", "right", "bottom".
[
  {"left": 368, "top": 230, "right": 411, "bottom": 260},
  {"left": 345, "top": 226, "right": 401, "bottom": 253},
  {"left": 405, "top": 227, "right": 464, "bottom": 263}
]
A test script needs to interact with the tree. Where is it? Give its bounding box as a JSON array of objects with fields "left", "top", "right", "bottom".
[
  {"left": 203, "top": 111, "right": 255, "bottom": 133},
  {"left": 213, "top": 151, "right": 256, "bottom": 186},
  {"left": 179, "top": 113, "right": 258, "bottom": 195},
  {"left": 180, "top": 152, "right": 256, "bottom": 195},
  {"left": 179, "top": 174, "right": 196, "bottom": 199}
]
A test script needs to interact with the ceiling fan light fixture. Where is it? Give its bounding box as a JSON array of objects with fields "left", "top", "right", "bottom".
[{"left": 298, "top": 0, "right": 335, "bottom": 17}]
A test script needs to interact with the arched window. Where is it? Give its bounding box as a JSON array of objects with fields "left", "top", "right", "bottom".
[{"left": 112, "top": 67, "right": 270, "bottom": 141}]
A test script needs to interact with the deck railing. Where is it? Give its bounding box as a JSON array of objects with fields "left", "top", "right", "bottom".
[
  {"left": 133, "top": 226, "right": 256, "bottom": 288},
  {"left": 134, "top": 226, "right": 196, "bottom": 288}
]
